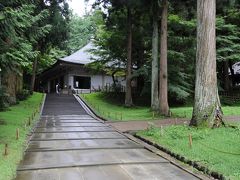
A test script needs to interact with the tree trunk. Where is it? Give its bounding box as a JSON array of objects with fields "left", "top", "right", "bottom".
[
  {"left": 190, "top": 0, "right": 224, "bottom": 128},
  {"left": 30, "top": 58, "right": 38, "bottom": 93},
  {"left": 125, "top": 7, "right": 133, "bottom": 107},
  {"left": 223, "top": 61, "right": 230, "bottom": 91},
  {"left": 151, "top": 1, "right": 159, "bottom": 111},
  {"left": 159, "top": 0, "right": 169, "bottom": 116}
]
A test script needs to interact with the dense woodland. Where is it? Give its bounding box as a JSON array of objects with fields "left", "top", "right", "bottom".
[{"left": 0, "top": 0, "right": 240, "bottom": 127}]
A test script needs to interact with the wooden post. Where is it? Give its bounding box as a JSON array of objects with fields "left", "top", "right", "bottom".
[
  {"left": 4, "top": 144, "right": 8, "bottom": 156},
  {"left": 189, "top": 134, "right": 192, "bottom": 148},
  {"left": 160, "top": 125, "right": 163, "bottom": 136},
  {"left": 28, "top": 117, "right": 31, "bottom": 126},
  {"left": 120, "top": 112, "right": 123, "bottom": 121},
  {"left": 152, "top": 112, "right": 155, "bottom": 120},
  {"left": 16, "top": 128, "right": 19, "bottom": 140}
]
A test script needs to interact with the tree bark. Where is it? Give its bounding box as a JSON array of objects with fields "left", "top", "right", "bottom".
[
  {"left": 151, "top": 1, "right": 159, "bottom": 111},
  {"left": 30, "top": 58, "right": 38, "bottom": 93},
  {"left": 125, "top": 7, "right": 133, "bottom": 107},
  {"left": 190, "top": 0, "right": 224, "bottom": 127},
  {"left": 223, "top": 60, "right": 230, "bottom": 91},
  {"left": 159, "top": 0, "right": 169, "bottom": 116}
]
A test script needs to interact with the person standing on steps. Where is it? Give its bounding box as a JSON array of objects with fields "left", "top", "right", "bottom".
[{"left": 56, "top": 83, "right": 60, "bottom": 95}]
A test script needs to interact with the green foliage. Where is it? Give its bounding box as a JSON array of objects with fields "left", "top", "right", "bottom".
[
  {"left": 44, "top": 0, "right": 70, "bottom": 50},
  {"left": 168, "top": 14, "right": 196, "bottom": 101},
  {"left": 90, "top": 2, "right": 196, "bottom": 103},
  {"left": 91, "top": 11, "right": 128, "bottom": 68},
  {"left": 16, "top": 89, "right": 31, "bottom": 101},
  {"left": 0, "top": 0, "right": 71, "bottom": 79},
  {"left": 216, "top": 17, "right": 240, "bottom": 63},
  {"left": 0, "top": 2, "right": 51, "bottom": 72},
  {"left": 138, "top": 126, "right": 240, "bottom": 179},
  {"left": 37, "top": 47, "right": 67, "bottom": 73},
  {"left": 0, "top": 0, "right": 70, "bottom": 107},
  {"left": 67, "top": 11, "right": 103, "bottom": 53}
]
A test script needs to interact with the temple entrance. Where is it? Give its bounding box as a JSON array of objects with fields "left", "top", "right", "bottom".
[{"left": 73, "top": 76, "right": 91, "bottom": 89}]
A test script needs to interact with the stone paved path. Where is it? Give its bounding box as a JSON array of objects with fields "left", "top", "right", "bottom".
[{"left": 16, "top": 94, "right": 200, "bottom": 180}]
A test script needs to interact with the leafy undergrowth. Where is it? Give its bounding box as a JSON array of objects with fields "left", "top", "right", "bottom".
[
  {"left": 81, "top": 92, "right": 240, "bottom": 121},
  {"left": 137, "top": 126, "right": 240, "bottom": 179},
  {"left": 0, "top": 92, "right": 43, "bottom": 180}
]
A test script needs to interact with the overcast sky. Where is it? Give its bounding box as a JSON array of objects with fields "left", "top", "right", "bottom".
[{"left": 68, "top": 0, "right": 95, "bottom": 17}]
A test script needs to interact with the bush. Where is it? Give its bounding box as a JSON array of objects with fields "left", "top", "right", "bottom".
[{"left": 16, "top": 89, "right": 30, "bottom": 101}]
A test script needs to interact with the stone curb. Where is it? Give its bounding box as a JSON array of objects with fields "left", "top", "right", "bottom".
[
  {"left": 76, "top": 94, "right": 212, "bottom": 180},
  {"left": 133, "top": 133, "right": 226, "bottom": 180}
]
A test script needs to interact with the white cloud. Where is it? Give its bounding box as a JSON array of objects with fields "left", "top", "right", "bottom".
[{"left": 67, "top": 0, "right": 95, "bottom": 17}]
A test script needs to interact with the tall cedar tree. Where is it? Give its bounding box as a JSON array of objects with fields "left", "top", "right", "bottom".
[
  {"left": 191, "top": 0, "right": 224, "bottom": 127},
  {"left": 159, "top": 0, "right": 169, "bottom": 115},
  {"left": 125, "top": 7, "right": 133, "bottom": 107},
  {"left": 93, "top": 0, "right": 134, "bottom": 106},
  {"left": 151, "top": 0, "right": 159, "bottom": 111}
]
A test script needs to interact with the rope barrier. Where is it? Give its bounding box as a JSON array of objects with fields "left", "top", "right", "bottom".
[
  {"left": 198, "top": 141, "right": 240, "bottom": 156},
  {"left": 160, "top": 128, "right": 240, "bottom": 155}
]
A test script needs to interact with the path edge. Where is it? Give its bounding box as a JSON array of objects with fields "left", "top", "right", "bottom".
[{"left": 74, "top": 94, "right": 210, "bottom": 180}]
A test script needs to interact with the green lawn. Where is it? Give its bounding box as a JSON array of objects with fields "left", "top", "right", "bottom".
[
  {"left": 0, "top": 92, "right": 43, "bottom": 180},
  {"left": 81, "top": 93, "right": 163, "bottom": 121},
  {"left": 80, "top": 92, "right": 240, "bottom": 121},
  {"left": 137, "top": 126, "right": 240, "bottom": 179},
  {"left": 171, "top": 105, "right": 240, "bottom": 119}
]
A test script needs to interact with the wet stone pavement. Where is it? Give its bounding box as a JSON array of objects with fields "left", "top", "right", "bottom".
[{"left": 16, "top": 94, "right": 199, "bottom": 180}]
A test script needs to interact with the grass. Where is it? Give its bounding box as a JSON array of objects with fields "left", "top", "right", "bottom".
[
  {"left": 171, "top": 105, "right": 240, "bottom": 119},
  {"left": 0, "top": 92, "right": 43, "bottom": 180},
  {"left": 81, "top": 93, "right": 163, "bottom": 121},
  {"left": 80, "top": 92, "right": 240, "bottom": 121},
  {"left": 137, "top": 126, "right": 240, "bottom": 179}
]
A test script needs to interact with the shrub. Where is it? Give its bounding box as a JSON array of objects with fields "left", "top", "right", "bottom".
[{"left": 16, "top": 89, "right": 30, "bottom": 101}]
